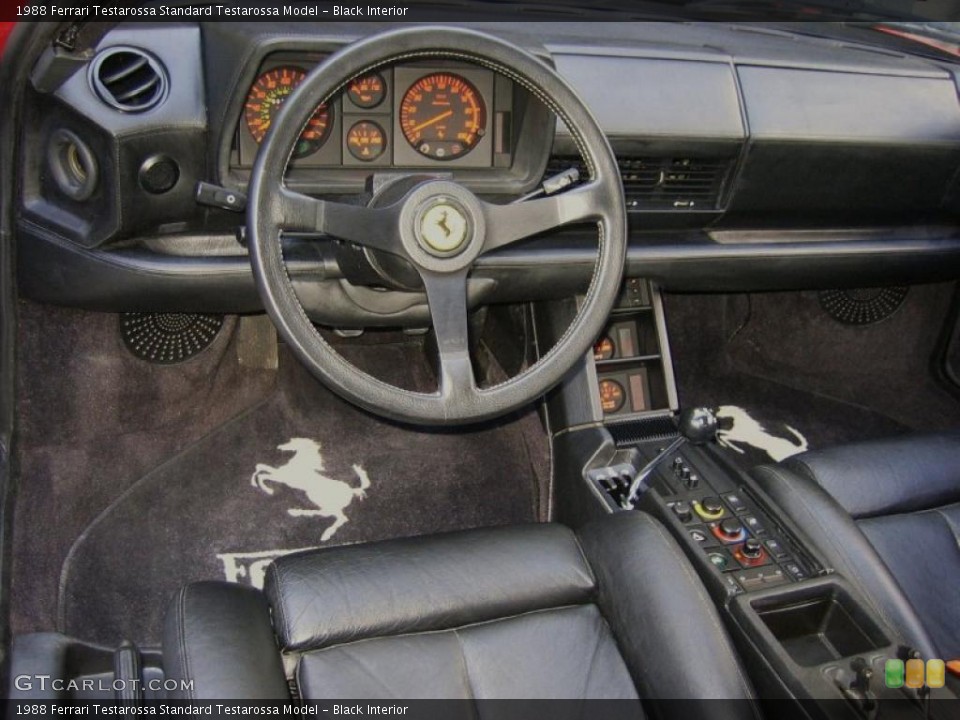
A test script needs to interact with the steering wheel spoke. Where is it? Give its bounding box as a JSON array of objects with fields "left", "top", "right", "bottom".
[
  {"left": 279, "top": 187, "right": 402, "bottom": 255},
  {"left": 421, "top": 269, "right": 477, "bottom": 399},
  {"left": 480, "top": 180, "right": 605, "bottom": 253}
]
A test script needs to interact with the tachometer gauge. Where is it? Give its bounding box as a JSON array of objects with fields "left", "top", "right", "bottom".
[
  {"left": 599, "top": 379, "right": 626, "bottom": 414},
  {"left": 346, "top": 121, "right": 386, "bottom": 162},
  {"left": 347, "top": 73, "right": 386, "bottom": 109},
  {"left": 244, "top": 66, "right": 332, "bottom": 159},
  {"left": 399, "top": 72, "right": 486, "bottom": 160}
]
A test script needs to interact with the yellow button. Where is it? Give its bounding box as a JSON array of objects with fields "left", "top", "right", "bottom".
[
  {"left": 905, "top": 658, "right": 925, "bottom": 689},
  {"left": 926, "top": 659, "right": 945, "bottom": 689},
  {"left": 693, "top": 499, "right": 724, "bottom": 521}
]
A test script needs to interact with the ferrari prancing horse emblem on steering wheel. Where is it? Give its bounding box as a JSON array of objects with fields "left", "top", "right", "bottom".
[{"left": 419, "top": 201, "right": 469, "bottom": 253}]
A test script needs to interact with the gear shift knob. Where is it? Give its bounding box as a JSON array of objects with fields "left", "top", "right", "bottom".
[{"left": 678, "top": 407, "right": 718, "bottom": 445}]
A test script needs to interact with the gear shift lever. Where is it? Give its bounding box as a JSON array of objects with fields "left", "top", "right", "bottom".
[{"left": 621, "top": 407, "right": 718, "bottom": 509}]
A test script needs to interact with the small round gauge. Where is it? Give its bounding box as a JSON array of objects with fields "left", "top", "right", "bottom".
[
  {"left": 347, "top": 72, "right": 386, "bottom": 109},
  {"left": 599, "top": 379, "right": 626, "bottom": 414},
  {"left": 594, "top": 336, "right": 615, "bottom": 361},
  {"left": 399, "top": 72, "right": 486, "bottom": 160},
  {"left": 244, "top": 66, "right": 332, "bottom": 159},
  {"left": 346, "top": 121, "right": 386, "bottom": 162}
]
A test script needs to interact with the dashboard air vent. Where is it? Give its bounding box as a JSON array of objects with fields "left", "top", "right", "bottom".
[
  {"left": 545, "top": 155, "right": 732, "bottom": 211},
  {"left": 91, "top": 47, "right": 167, "bottom": 113}
]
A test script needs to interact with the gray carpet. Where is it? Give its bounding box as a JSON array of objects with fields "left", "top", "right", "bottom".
[
  {"left": 664, "top": 283, "right": 960, "bottom": 467},
  {"left": 13, "top": 301, "right": 549, "bottom": 647}
]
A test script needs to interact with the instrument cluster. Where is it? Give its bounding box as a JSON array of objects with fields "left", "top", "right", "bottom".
[{"left": 234, "top": 55, "right": 512, "bottom": 171}]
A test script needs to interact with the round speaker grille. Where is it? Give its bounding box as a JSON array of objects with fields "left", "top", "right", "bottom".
[
  {"left": 818, "top": 287, "right": 908, "bottom": 326},
  {"left": 120, "top": 313, "right": 223, "bottom": 364}
]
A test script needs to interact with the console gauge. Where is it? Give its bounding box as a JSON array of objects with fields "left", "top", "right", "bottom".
[
  {"left": 348, "top": 73, "right": 386, "bottom": 109},
  {"left": 594, "top": 336, "right": 615, "bottom": 361},
  {"left": 399, "top": 72, "right": 486, "bottom": 160},
  {"left": 244, "top": 66, "right": 331, "bottom": 158},
  {"left": 346, "top": 121, "right": 386, "bottom": 162},
  {"left": 599, "top": 379, "right": 626, "bottom": 414}
]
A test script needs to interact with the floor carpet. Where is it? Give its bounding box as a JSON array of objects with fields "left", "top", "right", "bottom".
[
  {"left": 663, "top": 283, "right": 960, "bottom": 468},
  {"left": 13, "top": 302, "right": 549, "bottom": 647}
]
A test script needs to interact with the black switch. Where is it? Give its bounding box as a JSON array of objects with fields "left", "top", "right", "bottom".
[
  {"left": 673, "top": 501, "right": 693, "bottom": 523},
  {"left": 784, "top": 562, "right": 807, "bottom": 581},
  {"left": 765, "top": 538, "right": 788, "bottom": 559},
  {"left": 719, "top": 518, "right": 743, "bottom": 538},
  {"left": 741, "top": 538, "right": 764, "bottom": 559},
  {"left": 742, "top": 515, "right": 766, "bottom": 536},
  {"left": 196, "top": 181, "right": 248, "bottom": 212},
  {"left": 701, "top": 497, "right": 723, "bottom": 515},
  {"left": 723, "top": 492, "right": 748, "bottom": 514}
]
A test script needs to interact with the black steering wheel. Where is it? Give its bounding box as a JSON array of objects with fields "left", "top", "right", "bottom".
[{"left": 247, "top": 26, "right": 626, "bottom": 425}]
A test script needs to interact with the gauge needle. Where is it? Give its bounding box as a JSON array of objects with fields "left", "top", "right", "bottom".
[{"left": 409, "top": 110, "right": 453, "bottom": 134}]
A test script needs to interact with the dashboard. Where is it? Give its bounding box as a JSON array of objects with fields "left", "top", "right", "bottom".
[{"left": 12, "top": 21, "right": 960, "bottom": 322}]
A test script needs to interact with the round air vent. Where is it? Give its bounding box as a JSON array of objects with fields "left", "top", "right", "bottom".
[
  {"left": 90, "top": 47, "right": 168, "bottom": 113},
  {"left": 819, "top": 287, "right": 909, "bottom": 326}
]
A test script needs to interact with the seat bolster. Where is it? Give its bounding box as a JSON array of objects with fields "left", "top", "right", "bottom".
[
  {"left": 782, "top": 431, "right": 960, "bottom": 519},
  {"left": 752, "top": 464, "right": 938, "bottom": 659},
  {"left": 162, "top": 581, "right": 289, "bottom": 700},
  {"left": 266, "top": 523, "right": 595, "bottom": 652},
  {"left": 576, "top": 512, "right": 758, "bottom": 715}
]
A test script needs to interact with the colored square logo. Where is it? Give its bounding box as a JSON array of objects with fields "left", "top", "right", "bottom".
[
  {"left": 905, "top": 659, "right": 925, "bottom": 688},
  {"left": 885, "top": 659, "right": 905, "bottom": 688},
  {"left": 926, "top": 659, "right": 946, "bottom": 689}
]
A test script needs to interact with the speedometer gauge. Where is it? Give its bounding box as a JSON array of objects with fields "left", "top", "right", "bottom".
[
  {"left": 399, "top": 72, "right": 486, "bottom": 160},
  {"left": 244, "top": 66, "right": 332, "bottom": 159}
]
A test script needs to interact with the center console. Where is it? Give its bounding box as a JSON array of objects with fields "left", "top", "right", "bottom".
[{"left": 541, "top": 279, "right": 958, "bottom": 718}]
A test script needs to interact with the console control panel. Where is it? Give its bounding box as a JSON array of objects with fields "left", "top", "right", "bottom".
[{"left": 589, "top": 441, "right": 819, "bottom": 597}]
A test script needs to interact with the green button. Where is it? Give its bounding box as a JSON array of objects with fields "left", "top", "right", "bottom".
[
  {"left": 708, "top": 553, "right": 729, "bottom": 571},
  {"left": 885, "top": 659, "right": 905, "bottom": 689}
]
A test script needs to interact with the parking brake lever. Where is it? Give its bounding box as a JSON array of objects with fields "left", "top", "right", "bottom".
[{"left": 621, "top": 407, "right": 718, "bottom": 509}]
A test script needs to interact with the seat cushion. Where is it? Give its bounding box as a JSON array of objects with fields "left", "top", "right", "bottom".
[
  {"left": 754, "top": 431, "right": 960, "bottom": 659},
  {"left": 165, "top": 514, "right": 758, "bottom": 710},
  {"left": 298, "top": 605, "right": 637, "bottom": 700}
]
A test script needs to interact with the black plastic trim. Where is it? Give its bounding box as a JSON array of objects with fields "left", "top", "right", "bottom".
[{"left": 18, "top": 222, "right": 960, "bottom": 314}]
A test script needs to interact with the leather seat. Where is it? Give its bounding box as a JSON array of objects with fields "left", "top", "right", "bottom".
[
  {"left": 753, "top": 431, "right": 960, "bottom": 660},
  {"left": 163, "top": 512, "right": 758, "bottom": 713}
]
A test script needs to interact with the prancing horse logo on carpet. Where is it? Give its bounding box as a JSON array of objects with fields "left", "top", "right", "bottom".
[
  {"left": 716, "top": 405, "right": 809, "bottom": 462},
  {"left": 251, "top": 437, "right": 372, "bottom": 542}
]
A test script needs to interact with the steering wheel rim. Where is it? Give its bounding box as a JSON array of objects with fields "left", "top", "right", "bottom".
[{"left": 248, "top": 26, "right": 627, "bottom": 426}]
